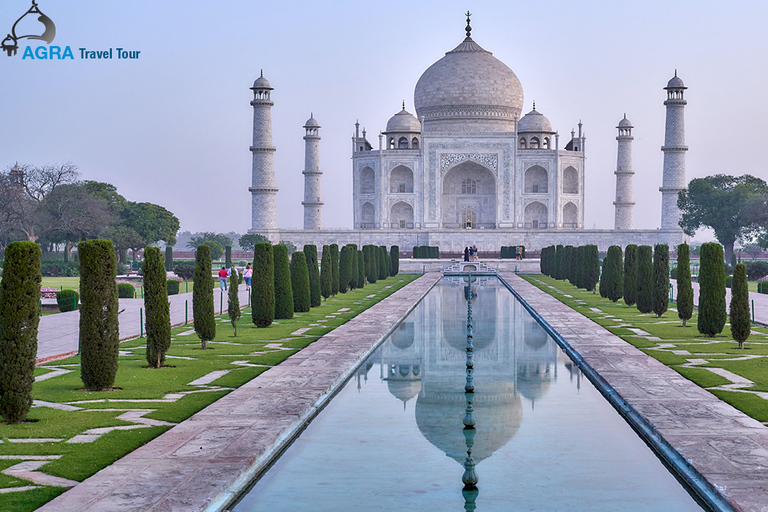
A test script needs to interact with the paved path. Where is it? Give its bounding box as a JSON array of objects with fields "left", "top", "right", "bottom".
[
  {"left": 36, "top": 273, "right": 442, "bottom": 512},
  {"left": 37, "top": 286, "right": 251, "bottom": 364}
]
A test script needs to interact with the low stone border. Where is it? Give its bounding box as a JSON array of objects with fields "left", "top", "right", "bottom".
[
  {"left": 36, "top": 273, "right": 441, "bottom": 512},
  {"left": 500, "top": 272, "right": 768, "bottom": 512}
]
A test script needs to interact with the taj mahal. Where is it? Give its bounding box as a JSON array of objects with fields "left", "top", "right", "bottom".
[{"left": 248, "top": 14, "right": 686, "bottom": 253}]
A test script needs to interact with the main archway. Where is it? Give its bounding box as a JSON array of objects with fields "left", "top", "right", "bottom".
[{"left": 441, "top": 160, "right": 496, "bottom": 229}]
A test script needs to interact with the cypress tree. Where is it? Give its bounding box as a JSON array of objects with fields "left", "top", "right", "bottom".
[
  {"left": 143, "top": 246, "right": 171, "bottom": 368},
  {"left": 357, "top": 249, "right": 366, "bottom": 288},
  {"left": 676, "top": 243, "right": 694, "bottom": 327},
  {"left": 379, "top": 246, "right": 389, "bottom": 280},
  {"left": 0, "top": 241, "right": 40, "bottom": 423},
  {"left": 623, "top": 244, "right": 638, "bottom": 307},
  {"left": 225, "top": 246, "right": 232, "bottom": 269},
  {"left": 636, "top": 245, "right": 653, "bottom": 313},
  {"left": 576, "top": 246, "right": 587, "bottom": 289},
  {"left": 338, "top": 245, "right": 350, "bottom": 294},
  {"left": 598, "top": 256, "right": 607, "bottom": 298},
  {"left": 273, "top": 243, "right": 293, "bottom": 319},
  {"left": 330, "top": 244, "right": 340, "bottom": 296},
  {"left": 228, "top": 268, "right": 240, "bottom": 336},
  {"left": 730, "top": 263, "right": 750, "bottom": 349},
  {"left": 79, "top": 239, "right": 120, "bottom": 390},
  {"left": 365, "top": 245, "right": 377, "bottom": 284},
  {"left": 193, "top": 245, "right": 215, "bottom": 348},
  {"left": 604, "top": 245, "right": 624, "bottom": 302},
  {"left": 652, "top": 244, "right": 670, "bottom": 318},
  {"left": 349, "top": 245, "right": 358, "bottom": 290},
  {"left": 555, "top": 244, "right": 565, "bottom": 280},
  {"left": 390, "top": 245, "right": 399, "bottom": 276},
  {"left": 698, "top": 242, "right": 726, "bottom": 337},
  {"left": 165, "top": 245, "right": 173, "bottom": 271},
  {"left": 585, "top": 245, "right": 600, "bottom": 293},
  {"left": 291, "top": 251, "right": 311, "bottom": 312},
  {"left": 564, "top": 246, "right": 576, "bottom": 284},
  {"left": 303, "top": 244, "right": 322, "bottom": 308},
  {"left": 252, "top": 242, "right": 275, "bottom": 328},
  {"left": 320, "top": 245, "right": 332, "bottom": 300}
]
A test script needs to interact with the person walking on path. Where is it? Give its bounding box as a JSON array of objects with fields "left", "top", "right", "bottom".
[
  {"left": 243, "top": 263, "right": 253, "bottom": 290},
  {"left": 464, "top": 247, "right": 469, "bottom": 262},
  {"left": 218, "top": 266, "right": 228, "bottom": 291}
]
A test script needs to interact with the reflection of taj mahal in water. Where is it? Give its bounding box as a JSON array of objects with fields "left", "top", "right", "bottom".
[
  {"left": 361, "top": 278, "right": 573, "bottom": 467},
  {"left": 249, "top": 14, "right": 686, "bottom": 252}
]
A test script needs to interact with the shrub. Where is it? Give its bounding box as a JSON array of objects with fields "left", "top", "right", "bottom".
[
  {"left": 117, "top": 282, "right": 135, "bottom": 298},
  {"left": 357, "top": 249, "right": 366, "bottom": 288},
  {"left": 652, "top": 244, "right": 670, "bottom": 317},
  {"left": 290, "top": 251, "right": 310, "bottom": 313},
  {"left": 725, "top": 275, "right": 733, "bottom": 288},
  {"left": 320, "top": 245, "right": 332, "bottom": 300},
  {"left": 165, "top": 246, "right": 173, "bottom": 271},
  {"left": 166, "top": 279, "right": 180, "bottom": 296},
  {"left": 173, "top": 261, "right": 196, "bottom": 281},
  {"left": 273, "top": 243, "right": 293, "bottom": 320},
  {"left": 252, "top": 242, "right": 275, "bottom": 328},
  {"left": 303, "top": 245, "right": 322, "bottom": 308},
  {"left": 730, "top": 263, "right": 750, "bottom": 349},
  {"left": 57, "top": 289, "right": 80, "bottom": 312},
  {"left": 228, "top": 268, "right": 240, "bottom": 336},
  {"left": 41, "top": 261, "right": 79, "bottom": 277},
  {"left": 193, "top": 245, "right": 215, "bottom": 348},
  {"left": 759, "top": 280, "right": 768, "bottom": 294},
  {"left": 744, "top": 260, "right": 768, "bottom": 281},
  {"left": 676, "top": 243, "right": 694, "bottom": 327},
  {"left": 623, "top": 245, "right": 638, "bottom": 307},
  {"left": 78, "top": 239, "right": 119, "bottom": 391},
  {"left": 670, "top": 267, "right": 678, "bottom": 279},
  {"left": 390, "top": 245, "right": 399, "bottom": 276},
  {"left": 330, "top": 244, "right": 339, "bottom": 296},
  {"left": 603, "top": 246, "right": 624, "bottom": 302},
  {"left": 143, "top": 246, "right": 171, "bottom": 368},
  {"left": 698, "top": 242, "right": 726, "bottom": 337},
  {"left": 636, "top": 245, "right": 653, "bottom": 313},
  {"left": 0, "top": 241, "right": 41, "bottom": 423}
]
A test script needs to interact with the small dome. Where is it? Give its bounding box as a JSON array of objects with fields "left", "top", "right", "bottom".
[
  {"left": 304, "top": 114, "right": 320, "bottom": 128},
  {"left": 617, "top": 115, "right": 632, "bottom": 128},
  {"left": 517, "top": 108, "right": 552, "bottom": 133},
  {"left": 385, "top": 107, "right": 421, "bottom": 133},
  {"left": 252, "top": 71, "right": 272, "bottom": 89},
  {"left": 666, "top": 73, "right": 685, "bottom": 89}
]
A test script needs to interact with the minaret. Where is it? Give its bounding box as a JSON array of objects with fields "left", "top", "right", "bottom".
[
  {"left": 302, "top": 114, "right": 323, "bottom": 230},
  {"left": 614, "top": 114, "right": 635, "bottom": 230},
  {"left": 249, "top": 70, "right": 278, "bottom": 236},
  {"left": 660, "top": 71, "right": 688, "bottom": 230}
]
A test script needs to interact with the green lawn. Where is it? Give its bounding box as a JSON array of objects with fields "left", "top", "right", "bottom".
[
  {"left": 0, "top": 273, "right": 419, "bottom": 511},
  {"left": 521, "top": 275, "right": 768, "bottom": 426}
]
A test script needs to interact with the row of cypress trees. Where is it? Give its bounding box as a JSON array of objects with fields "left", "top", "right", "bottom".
[{"left": 540, "top": 244, "right": 600, "bottom": 292}]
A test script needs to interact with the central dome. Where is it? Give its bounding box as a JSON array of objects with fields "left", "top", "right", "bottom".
[{"left": 414, "top": 35, "right": 523, "bottom": 133}]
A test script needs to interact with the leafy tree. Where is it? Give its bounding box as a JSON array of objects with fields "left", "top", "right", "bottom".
[
  {"left": 330, "top": 244, "right": 340, "bottom": 296},
  {"left": 652, "top": 244, "right": 670, "bottom": 317},
  {"left": 742, "top": 244, "right": 763, "bottom": 260},
  {"left": 623, "top": 245, "right": 638, "bottom": 307},
  {"left": 676, "top": 243, "right": 694, "bottom": 327},
  {"left": 187, "top": 232, "right": 232, "bottom": 251},
  {"left": 584, "top": 245, "right": 600, "bottom": 293},
  {"left": 303, "top": 244, "right": 321, "bottom": 307},
  {"left": 143, "top": 246, "right": 170, "bottom": 368},
  {"left": 173, "top": 261, "right": 196, "bottom": 281},
  {"left": 357, "top": 249, "right": 366, "bottom": 288},
  {"left": 678, "top": 174, "right": 768, "bottom": 264},
  {"left": 603, "top": 245, "right": 624, "bottom": 302},
  {"left": 390, "top": 245, "right": 399, "bottom": 276},
  {"left": 0, "top": 241, "right": 40, "bottom": 423},
  {"left": 78, "top": 239, "right": 119, "bottom": 390},
  {"left": 252, "top": 243, "right": 275, "bottom": 327},
  {"left": 273, "top": 243, "right": 293, "bottom": 319},
  {"left": 290, "top": 251, "right": 310, "bottom": 313},
  {"left": 238, "top": 233, "right": 269, "bottom": 252},
  {"left": 730, "top": 263, "right": 750, "bottom": 349},
  {"left": 201, "top": 240, "right": 224, "bottom": 261},
  {"left": 320, "top": 245, "right": 332, "bottom": 300},
  {"left": 698, "top": 242, "right": 727, "bottom": 336},
  {"left": 228, "top": 268, "right": 240, "bottom": 337},
  {"left": 193, "top": 245, "right": 215, "bottom": 348},
  {"left": 636, "top": 245, "right": 653, "bottom": 313},
  {"left": 279, "top": 240, "right": 298, "bottom": 255}
]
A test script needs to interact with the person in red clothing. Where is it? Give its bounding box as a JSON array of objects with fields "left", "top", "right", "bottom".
[{"left": 218, "top": 266, "right": 228, "bottom": 290}]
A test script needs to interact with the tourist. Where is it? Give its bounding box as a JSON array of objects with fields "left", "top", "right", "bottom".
[
  {"left": 218, "top": 266, "right": 228, "bottom": 290},
  {"left": 464, "top": 247, "right": 469, "bottom": 261},
  {"left": 243, "top": 263, "right": 253, "bottom": 290}
]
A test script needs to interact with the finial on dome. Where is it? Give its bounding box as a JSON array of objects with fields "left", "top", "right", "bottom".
[
  {"left": 624, "top": 113, "right": 627, "bottom": 119},
  {"left": 402, "top": 100, "right": 406, "bottom": 110},
  {"left": 465, "top": 11, "right": 472, "bottom": 39},
  {"left": 260, "top": 69, "right": 263, "bottom": 77},
  {"left": 533, "top": 101, "right": 536, "bottom": 111},
  {"left": 674, "top": 69, "right": 678, "bottom": 77}
]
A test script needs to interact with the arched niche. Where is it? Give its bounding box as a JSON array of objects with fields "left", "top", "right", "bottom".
[
  {"left": 390, "top": 165, "right": 414, "bottom": 193},
  {"left": 524, "top": 166, "right": 548, "bottom": 193},
  {"left": 563, "top": 202, "right": 578, "bottom": 228},
  {"left": 359, "top": 167, "right": 375, "bottom": 195},
  {"left": 360, "top": 202, "right": 375, "bottom": 228},
  {"left": 524, "top": 201, "right": 548, "bottom": 229},
  {"left": 390, "top": 201, "right": 414, "bottom": 229},
  {"left": 563, "top": 166, "right": 578, "bottom": 194}
]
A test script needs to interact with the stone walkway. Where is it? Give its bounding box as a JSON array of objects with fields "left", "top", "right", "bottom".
[
  {"left": 37, "top": 287, "right": 251, "bottom": 363},
  {"left": 35, "top": 273, "right": 442, "bottom": 512},
  {"left": 504, "top": 272, "right": 768, "bottom": 512}
]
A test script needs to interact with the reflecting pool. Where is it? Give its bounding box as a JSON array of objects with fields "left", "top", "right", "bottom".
[{"left": 233, "top": 277, "right": 705, "bottom": 511}]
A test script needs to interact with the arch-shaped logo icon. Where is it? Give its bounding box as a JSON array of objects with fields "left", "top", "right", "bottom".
[{"left": 2, "top": 0, "right": 56, "bottom": 57}]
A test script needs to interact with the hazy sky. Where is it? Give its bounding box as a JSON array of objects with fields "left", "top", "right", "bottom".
[{"left": 2, "top": 0, "right": 767, "bottom": 238}]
